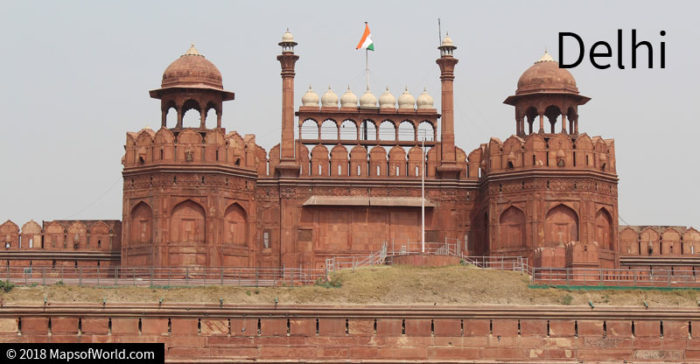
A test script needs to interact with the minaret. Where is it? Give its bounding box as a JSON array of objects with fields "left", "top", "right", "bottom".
[
  {"left": 435, "top": 34, "right": 461, "bottom": 179},
  {"left": 276, "top": 29, "right": 301, "bottom": 177}
]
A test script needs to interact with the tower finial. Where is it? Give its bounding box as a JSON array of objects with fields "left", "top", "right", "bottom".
[{"left": 185, "top": 44, "right": 200, "bottom": 56}]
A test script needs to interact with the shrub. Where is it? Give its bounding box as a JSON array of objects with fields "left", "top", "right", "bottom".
[
  {"left": 560, "top": 294, "right": 573, "bottom": 305},
  {"left": 0, "top": 280, "right": 15, "bottom": 293}
]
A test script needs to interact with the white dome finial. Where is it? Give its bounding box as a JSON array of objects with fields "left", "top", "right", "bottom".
[
  {"left": 340, "top": 86, "right": 358, "bottom": 108},
  {"left": 321, "top": 86, "right": 338, "bottom": 108},
  {"left": 398, "top": 87, "right": 415, "bottom": 110},
  {"left": 301, "top": 85, "right": 319, "bottom": 107}
]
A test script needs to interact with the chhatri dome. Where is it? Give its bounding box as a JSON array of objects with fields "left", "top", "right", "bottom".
[
  {"left": 416, "top": 87, "right": 434, "bottom": 109},
  {"left": 321, "top": 86, "right": 338, "bottom": 107},
  {"left": 359, "top": 87, "right": 377, "bottom": 108},
  {"left": 379, "top": 87, "right": 396, "bottom": 109},
  {"left": 397, "top": 87, "right": 416, "bottom": 109},
  {"left": 301, "top": 86, "right": 319, "bottom": 107},
  {"left": 515, "top": 51, "right": 579, "bottom": 95},
  {"left": 340, "top": 86, "right": 358, "bottom": 108},
  {"left": 161, "top": 44, "right": 225, "bottom": 90}
]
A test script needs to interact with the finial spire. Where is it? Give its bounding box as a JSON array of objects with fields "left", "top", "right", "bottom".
[
  {"left": 536, "top": 50, "right": 554, "bottom": 63},
  {"left": 185, "top": 44, "right": 200, "bottom": 56}
]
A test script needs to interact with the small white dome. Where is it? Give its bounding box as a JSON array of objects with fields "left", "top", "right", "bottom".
[
  {"left": 397, "top": 87, "right": 415, "bottom": 110},
  {"left": 321, "top": 86, "right": 338, "bottom": 108},
  {"left": 441, "top": 34, "right": 454, "bottom": 47},
  {"left": 416, "top": 87, "right": 434, "bottom": 109},
  {"left": 281, "top": 29, "right": 295, "bottom": 43},
  {"left": 379, "top": 87, "right": 396, "bottom": 109},
  {"left": 340, "top": 86, "right": 358, "bottom": 108},
  {"left": 301, "top": 86, "right": 319, "bottom": 107},
  {"left": 359, "top": 87, "right": 377, "bottom": 108}
]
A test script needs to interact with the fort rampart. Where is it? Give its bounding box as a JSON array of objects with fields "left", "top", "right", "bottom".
[{"left": 1, "top": 304, "right": 699, "bottom": 362}]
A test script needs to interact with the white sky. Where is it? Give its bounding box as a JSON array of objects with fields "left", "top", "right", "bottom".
[{"left": 1, "top": 0, "right": 698, "bottom": 227}]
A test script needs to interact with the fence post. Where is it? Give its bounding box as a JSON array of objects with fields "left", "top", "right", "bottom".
[
  {"left": 114, "top": 267, "right": 118, "bottom": 286},
  {"left": 79, "top": 267, "right": 82, "bottom": 287},
  {"left": 42, "top": 267, "right": 46, "bottom": 286},
  {"left": 60, "top": 266, "right": 63, "bottom": 282},
  {"left": 150, "top": 267, "right": 154, "bottom": 287},
  {"left": 186, "top": 267, "right": 189, "bottom": 284},
  {"left": 255, "top": 269, "right": 259, "bottom": 288},
  {"left": 97, "top": 266, "right": 100, "bottom": 286},
  {"left": 220, "top": 267, "right": 224, "bottom": 286}
]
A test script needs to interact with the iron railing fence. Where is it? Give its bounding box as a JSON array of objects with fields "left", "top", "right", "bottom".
[
  {"left": 459, "top": 255, "right": 530, "bottom": 274},
  {"left": 532, "top": 267, "right": 700, "bottom": 287},
  {"left": 325, "top": 243, "right": 387, "bottom": 272},
  {"left": 393, "top": 241, "right": 458, "bottom": 256},
  {"left": 0, "top": 266, "right": 327, "bottom": 287}
]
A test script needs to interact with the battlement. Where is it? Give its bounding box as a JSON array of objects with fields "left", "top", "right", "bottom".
[
  {"left": 122, "top": 127, "right": 268, "bottom": 176},
  {"left": 469, "top": 132, "right": 616, "bottom": 178},
  {"left": 0, "top": 219, "right": 120, "bottom": 252}
]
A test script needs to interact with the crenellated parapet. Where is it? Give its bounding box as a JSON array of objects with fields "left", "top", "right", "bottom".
[
  {"left": 122, "top": 127, "right": 269, "bottom": 176},
  {"left": 0, "top": 219, "right": 121, "bottom": 251},
  {"left": 471, "top": 132, "right": 616, "bottom": 176}
]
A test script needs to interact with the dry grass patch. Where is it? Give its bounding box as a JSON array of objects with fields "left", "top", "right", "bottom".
[{"left": 0, "top": 265, "right": 698, "bottom": 307}]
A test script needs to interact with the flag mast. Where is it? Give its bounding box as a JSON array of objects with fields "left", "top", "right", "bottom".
[{"left": 364, "top": 22, "right": 370, "bottom": 90}]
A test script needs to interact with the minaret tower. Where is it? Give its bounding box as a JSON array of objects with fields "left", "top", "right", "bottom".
[
  {"left": 276, "top": 30, "right": 301, "bottom": 177},
  {"left": 436, "top": 35, "right": 461, "bottom": 179}
]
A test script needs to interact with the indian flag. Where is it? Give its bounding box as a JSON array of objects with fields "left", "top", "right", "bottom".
[{"left": 355, "top": 23, "right": 374, "bottom": 51}]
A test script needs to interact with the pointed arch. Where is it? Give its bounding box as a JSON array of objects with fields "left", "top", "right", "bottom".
[
  {"left": 170, "top": 200, "right": 206, "bottom": 244},
  {"left": 89, "top": 221, "right": 111, "bottom": 250},
  {"left": 544, "top": 204, "right": 579, "bottom": 246},
  {"left": 130, "top": 202, "right": 153, "bottom": 245},
  {"left": 595, "top": 208, "right": 614, "bottom": 250},
  {"left": 224, "top": 203, "right": 247, "bottom": 246},
  {"left": 181, "top": 99, "right": 202, "bottom": 128},
  {"left": 20, "top": 220, "right": 41, "bottom": 249},
  {"left": 499, "top": 206, "right": 525, "bottom": 249}
]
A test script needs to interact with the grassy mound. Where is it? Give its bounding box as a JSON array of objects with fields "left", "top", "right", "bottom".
[{"left": 0, "top": 265, "right": 698, "bottom": 307}]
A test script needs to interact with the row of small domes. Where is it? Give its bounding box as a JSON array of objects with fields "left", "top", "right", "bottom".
[{"left": 302, "top": 86, "right": 434, "bottom": 109}]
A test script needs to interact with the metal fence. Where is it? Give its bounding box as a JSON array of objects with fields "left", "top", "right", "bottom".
[
  {"left": 325, "top": 243, "right": 387, "bottom": 272},
  {"left": 460, "top": 255, "right": 529, "bottom": 273},
  {"left": 0, "top": 266, "right": 327, "bottom": 287},
  {"left": 391, "top": 241, "right": 458, "bottom": 256},
  {"left": 532, "top": 267, "right": 700, "bottom": 287}
]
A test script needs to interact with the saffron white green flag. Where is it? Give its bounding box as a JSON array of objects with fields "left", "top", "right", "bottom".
[{"left": 355, "top": 23, "right": 374, "bottom": 51}]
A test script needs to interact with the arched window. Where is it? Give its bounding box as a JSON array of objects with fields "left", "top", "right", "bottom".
[
  {"left": 340, "top": 120, "right": 357, "bottom": 140},
  {"left": 301, "top": 119, "right": 319, "bottom": 139},
  {"left": 398, "top": 121, "right": 415, "bottom": 141},
  {"left": 359, "top": 120, "right": 377, "bottom": 141},
  {"left": 417, "top": 121, "right": 435, "bottom": 141},
  {"left": 181, "top": 99, "right": 201, "bottom": 128},
  {"left": 378, "top": 120, "right": 396, "bottom": 141},
  {"left": 320, "top": 119, "right": 338, "bottom": 139}
]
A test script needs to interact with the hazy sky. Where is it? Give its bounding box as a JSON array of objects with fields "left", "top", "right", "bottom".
[{"left": 1, "top": 1, "right": 699, "bottom": 227}]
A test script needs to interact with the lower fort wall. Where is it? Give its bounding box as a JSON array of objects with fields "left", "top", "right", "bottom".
[{"left": 1, "top": 304, "right": 699, "bottom": 362}]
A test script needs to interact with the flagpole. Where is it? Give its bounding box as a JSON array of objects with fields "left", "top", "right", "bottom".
[
  {"left": 365, "top": 48, "right": 369, "bottom": 90},
  {"left": 421, "top": 135, "right": 425, "bottom": 254}
]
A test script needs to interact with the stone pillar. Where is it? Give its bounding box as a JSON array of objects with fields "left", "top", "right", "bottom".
[
  {"left": 435, "top": 38, "right": 461, "bottom": 179},
  {"left": 276, "top": 33, "right": 301, "bottom": 177},
  {"left": 561, "top": 113, "right": 567, "bottom": 134}
]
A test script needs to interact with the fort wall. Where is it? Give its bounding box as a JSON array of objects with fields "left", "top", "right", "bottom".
[{"left": 1, "top": 304, "right": 699, "bottom": 362}]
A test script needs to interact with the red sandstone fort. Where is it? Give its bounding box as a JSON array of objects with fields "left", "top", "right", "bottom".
[{"left": 1, "top": 31, "right": 698, "bottom": 273}]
